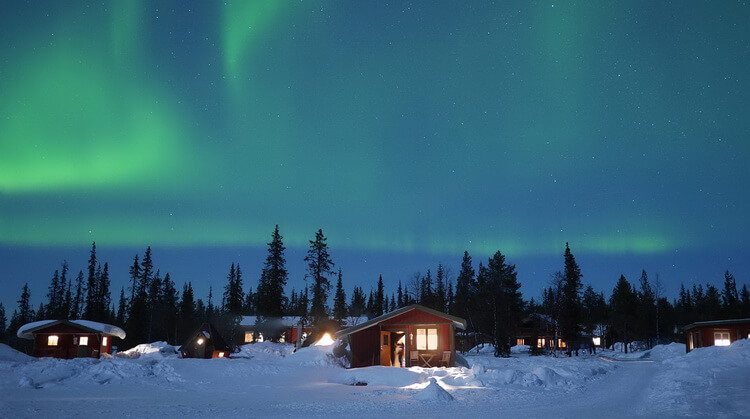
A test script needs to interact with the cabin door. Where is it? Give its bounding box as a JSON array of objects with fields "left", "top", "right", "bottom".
[{"left": 380, "top": 331, "right": 391, "bottom": 366}]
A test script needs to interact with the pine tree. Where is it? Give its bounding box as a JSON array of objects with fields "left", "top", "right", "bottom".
[
  {"left": 0, "top": 303, "right": 7, "bottom": 342},
  {"left": 366, "top": 290, "right": 375, "bottom": 318},
  {"left": 446, "top": 280, "right": 454, "bottom": 313},
  {"left": 162, "top": 273, "right": 179, "bottom": 343},
  {"left": 397, "top": 281, "right": 404, "bottom": 308},
  {"left": 257, "top": 225, "right": 288, "bottom": 317},
  {"left": 721, "top": 270, "right": 740, "bottom": 318},
  {"left": 374, "top": 275, "right": 385, "bottom": 316},
  {"left": 10, "top": 284, "right": 34, "bottom": 332},
  {"left": 610, "top": 275, "right": 637, "bottom": 353},
  {"left": 486, "top": 251, "right": 523, "bottom": 357},
  {"left": 245, "top": 286, "right": 256, "bottom": 315},
  {"left": 304, "top": 229, "right": 334, "bottom": 322},
  {"left": 179, "top": 282, "right": 196, "bottom": 341},
  {"left": 98, "top": 262, "right": 111, "bottom": 321},
  {"left": 637, "top": 270, "right": 656, "bottom": 348},
  {"left": 560, "top": 243, "right": 583, "bottom": 355},
  {"left": 46, "top": 268, "right": 61, "bottom": 318},
  {"left": 350, "top": 286, "right": 367, "bottom": 318},
  {"left": 703, "top": 285, "right": 722, "bottom": 320},
  {"left": 71, "top": 270, "right": 84, "bottom": 319},
  {"left": 740, "top": 284, "right": 750, "bottom": 317},
  {"left": 128, "top": 255, "right": 141, "bottom": 302},
  {"left": 223, "top": 263, "right": 245, "bottom": 315},
  {"left": 116, "top": 287, "right": 128, "bottom": 326},
  {"left": 84, "top": 243, "right": 99, "bottom": 320},
  {"left": 453, "top": 251, "right": 475, "bottom": 322},
  {"left": 390, "top": 292, "right": 397, "bottom": 312},
  {"left": 333, "top": 270, "right": 348, "bottom": 322},
  {"left": 207, "top": 286, "right": 215, "bottom": 319},
  {"left": 420, "top": 270, "right": 434, "bottom": 308},
  {"left": 435, "top": 264, "right": 446, "bottom": 311}
]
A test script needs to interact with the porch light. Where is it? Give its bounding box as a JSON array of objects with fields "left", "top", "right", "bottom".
[
  {"left": 197, "top": 338, "right": 205, "bottom": 345},
  {"left": 314, "top": 332, "right": 335, "bottom": 346},
  {"left": 217, "top": 352, "right": 225, "bottom": 358}
]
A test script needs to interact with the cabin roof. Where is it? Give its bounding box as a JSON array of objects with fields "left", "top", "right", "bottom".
[
  {"left": 17, "top": 320, "right": 127, "bottom": 340},
  {"left": 683, "top": 318, "right": 750, "bottom": 330},
  {"left": 335, "top": 304, "right": 466, "bottom": 339}
]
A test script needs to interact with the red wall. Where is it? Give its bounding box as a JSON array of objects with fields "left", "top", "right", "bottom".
[
  {"left": 31, "top": 323, "right": 111, "bottom": 359},
  {"left": 688, "top": 321, "right": 750, "bottom": 352},
  {"left": 380, "top": 309, "right": 455, "bottom": 326}
]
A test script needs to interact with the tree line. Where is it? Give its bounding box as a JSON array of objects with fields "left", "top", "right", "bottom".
[{"left": 2, "top": 228, "right": 749, "bottom": 356}]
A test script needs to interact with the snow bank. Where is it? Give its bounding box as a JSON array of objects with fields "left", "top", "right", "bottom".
[
  {"left": 6, "top": 357, "right": 182, "bottom": 389},
  {"left": 0, "top": 344, "right": 32, "bottom": 363},
  {"left": 643, "top": 339, "right": 750, "bottom": 417},
  {"left": 234, "top": 341, "right": 295, "bottom": 360},
  {"left": 466, "top": 353, "right": 613, "bottom": 388},
  {"left": 414, "top": 378, "right": 453, "bottom": 401},
  {"left": 331, "top": 366, "right": 428, "bottom": 387},
  {"left": 284, "top": 344, "right": 340, "bottom": 366},
  {"left": 117, "top": 342, "right": 179, "bottom": 359}
]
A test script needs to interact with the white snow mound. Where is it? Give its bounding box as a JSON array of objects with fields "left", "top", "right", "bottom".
[
  {"left": 0, "top": 344, "right": 32, "bottom": 362},
  {"left": 117, "top": 342, "right": 178, "bottom": 359},
  {"left": 414, "top": 378, "right": 453, "bottom": 401},
  {"left": 331, "top": 366, "right": 427, "bottom": 387},
  {"left": 17, "top": 320, "right": 126, "bottom": 339}
]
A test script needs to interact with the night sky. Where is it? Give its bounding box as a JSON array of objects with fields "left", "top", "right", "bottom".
[{"left": 2, "top": 1, "right": 749, "bottom": 311}]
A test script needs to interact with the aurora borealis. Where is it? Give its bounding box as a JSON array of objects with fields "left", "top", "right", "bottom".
[{"left": 1, "top": 1, "right": 749, "bottom": 307}]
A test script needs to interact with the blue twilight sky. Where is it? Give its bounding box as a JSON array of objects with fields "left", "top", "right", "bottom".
[{"left": 1, "top": 1, "right": 749, "bottom": 311}]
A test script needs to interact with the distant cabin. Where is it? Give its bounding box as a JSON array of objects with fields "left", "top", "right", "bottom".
[
  {"left": 335, "top": 304, "right": 466, "bottom": 368},
  {"left": 179, "top": 323, "right": 233, "bottom": 359},
  {"left": 237, "top": 316, "right": 368, "bottom": 345},
  {"left": 16, "top": 320, "right": 126, "bottom": 359},
  {"left": 684, "top": 318, "right": 750, "bottom": 352}
]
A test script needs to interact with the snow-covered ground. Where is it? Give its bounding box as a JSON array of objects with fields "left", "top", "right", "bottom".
[{"left": 0, "top": 340, "right": 748, "bottom": 417}]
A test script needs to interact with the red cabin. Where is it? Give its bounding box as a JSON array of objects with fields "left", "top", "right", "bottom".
[
  {"left": 335, "top": 304, "right": 466, "bottom": 368},
  {"left": 684, "top": 318, "right": 750, "bottom": 352},
  {"left": 17, "top": 320, "right": 126, "bottom": 359}
]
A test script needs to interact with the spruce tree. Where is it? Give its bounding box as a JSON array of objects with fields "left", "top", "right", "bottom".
[
  {"left": 128, "top": 255, "right": 141, "bottom": 302},
  {"left": 0, "top": 303, "right": 6, "bottom": 342},
  {"left": 436, "top": 264, "right": 446, "bottom": 312},
  {"left": 486, "top": 251, "right": 523, "bottom": 357},
  {"left": 71, "top": 270, "right": 84, "bottom": 319},
  {"left": 162, "top": 273, "right": 179, "bottom": 343},
  {"left": 304, "top": 229, "right": 334, "bottom": 322},
  {"left": 257, "top": 225, "right": 288, "bottom": 317},
  {"left": 740, "top": 284, "right": 750, "bottom": 317},
  {"left": 46, "top": 269, "right": 60, "bottom": 318},
  {"left": 333, "top": 270, "right": 348, "bottom": 322},
  {"left": 454, "top": 251, "right": 475, "bottom": 320},
  {"left": 610, "top": 275, "right": 637, "bottom": 353},
  {"left": 223, "top": 263, "right": 245, "bottom": 315},
  {"left": 560, "top": 243, "right": 583, "bottom": 355},
  {"left": 446, "top": 280, "right": 454, "bottom": 314},
  {"left": 721, "top": 270, "right": 740, "bottom": 318},
  {"left": 375, "top": 275, "right": 385, "bottom": 316},
  {"left": 637, "top": 270, "right": 656, "bottom": 347},
  {"left": 179, "top": 283, "right": 196, "bottom": 341},
  {"left": 10, "top": 284, "right": 34, "bottom": 331},
  {"left": 116, "top": 287, "right": 128, "bottom": 326},
  {"left": 350, "top": 286, "right": 367, "bottom": 318},
  {"left": 98, "top": 262, "right": 111, "bottom": 321},
  {"left": 84, "top": 243, "right": 98, "bottom": 320},
  {"left": 420, "top": 270, "right": 434, "bottom": 308},
  {"left": 397, "top": 281, "right": 404, "bottom": 308}
]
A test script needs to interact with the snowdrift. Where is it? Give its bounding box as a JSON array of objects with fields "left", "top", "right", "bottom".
[
  {"left": 0, "top": 344, "right": 32, "bottom": 363},
  {"left": 235, "top": 342, "right": 295, "bottom": 360},
  {"left": 331, "top": 366, "right": 428, "bottom": 387},
  {"left": 414, "top": 378, "right": 453, "bottom": 401},
  {"left": 117, "top": 341, "right": 179, "bottom": 359}
]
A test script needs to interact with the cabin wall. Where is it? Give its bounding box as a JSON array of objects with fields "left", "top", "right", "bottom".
[
  {"left": 349, "top": 327, "right": 380, "bottom": 368},
  {"left": 686, "top": 322, "right": 750, "bottom": 352},
  {"left": 32, "top": 326, "right": 103, "bottom": 359}
]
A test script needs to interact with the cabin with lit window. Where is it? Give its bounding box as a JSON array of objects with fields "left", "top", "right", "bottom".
[
  {"left": 684, "top": 318, "right": 750, "bottom": 353},
  {"left": 16, "top": 320, "right": 126, "bottom": 359},
  {"left": 237, "top": 316, "right": 311, "bottom": 345},
  {"left": 179, "top": 323, "right": 233, "bottom": 359},
  {"left": 335, "top": 304, "right": 466, "bottom": 368}
]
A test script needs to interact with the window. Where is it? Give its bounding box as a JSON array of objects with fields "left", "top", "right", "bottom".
[
  {"left": 102, "top": 337, "right": 108, "bottom": 346},
  {"left": 48, "top": 335, "right": 59, "bottom": 346},
  {"left": 217, "top": 352, "right": 225, "bottom": 358},
  {"left": 714, "top": 332, "right": 730, "bottom": 346},
  {"left": 244, "top": 332, "right": 253, "bottom": 343},
  {"left": 79, "top": 336, "right": 89, "bottom": 346},
  {"left": 516, "top": 339, "right": 525, "bottom": 346},
  {"left": 537, "top": 338, "right": 545, "bottom": 348},
  {"left": 559, "top": 340, "right": 567, "bottom": 348},
  {"left": 592, "top": 337, "right": 601, "bottom": 346},
  {"left": 416, "top": 328, "right": 438, "bottom": 350}
]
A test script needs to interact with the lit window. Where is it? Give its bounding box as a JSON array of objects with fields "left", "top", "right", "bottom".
[
  {"left": 559, "top": 340, "right": 567, "bottom": 348},
  {"left": 102, "top": 337, "right": 108, "bottom": 346},
  {"left": 592, "top": 337, "right": 601, "bottom": 346},
  {"left": 217, "top": 352, "right": 225, "bottom": 358},
  {"left": 714, "top": 332, "right": 730, "bottom": 346},
  {"left": 537, "top": 338, "right": 545, "bottom": 348},
  {"left": 48, "top": 335, "right": 59, "bottom": 346},
  {"left": 416, "top": 328, "right": 438, "bottom": 350},
  {"left": 257, "top": 333, "right": 264, "bottom": 343},
  {"left": 197, "top": 338, "right": 205, "bottom": 345},
  {"left": 244, "top": 332, "right": 253, "bottom": 343},
  {"left": 516, "top": 339, "right": 524, "bottom": 346},
  {"left": 79, "top": 336, "right": 89, "bottom": 346}
]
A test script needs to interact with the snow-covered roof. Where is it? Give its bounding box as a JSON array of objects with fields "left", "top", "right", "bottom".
[
  {"left": 17, "top": 320, "right": 127, "bottom": 340},
  {"left": 335, "top": 304, "right": 467, "bottom": 339},
  {"left": 240, "top": 316, "right": 306, "bottom": 327}
]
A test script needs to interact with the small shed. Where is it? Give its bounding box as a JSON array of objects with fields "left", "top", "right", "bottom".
[
  {"left": 17, "top": 319, "right": 126, "bottom": 359},
  {"left": 684, "top": 318, "right": 750, "bottom": 352},
  {"left": 335, "top": 304, "right": 466, "bottom": 368},
  {"left": 179, "top": 323, "right": 233, "bottom": 359},
  {"left": 237, "top": 316, "right": 312, "bottom": 345}
]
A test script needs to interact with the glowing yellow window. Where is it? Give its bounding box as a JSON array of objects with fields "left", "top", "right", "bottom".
[
  {"left": 537, "top": 338, "right": 545, "bottom": 348},
  {"left": 244, "top": 332, "right": 253, "bottom": 343},
  {"left": 48, "top": 335, "right": 59, "bottom": 346},
  {"left": 416, "top": 328, "right": 438, "bottom": 350},
  {"left": 714, "top": 332, "right": 730, "bottom": 346},
  {"left": 102, "top": 337, "right": 108, "bottom": 346},
  {"left": 592, "top": 337, "right": 601, "bottom": 346},
  {"left": 516, "top": 339, "right": 524, "bottom": 346},
  {"left": 79, "top": 336, "right": 89, "bottom": 346},
  {"left": 217, "top": 352, "right": 225, "bottom": 358}
]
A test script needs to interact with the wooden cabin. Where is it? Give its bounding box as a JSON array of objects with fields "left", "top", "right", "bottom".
[
  {"left": 684, "top": 318, "right": 750, "bottom": 353},
  {"left": 335, "top": 304, "right": 466, "bottom": 368},
  {"left": 237, "top": 316, "right": 311, "bottom": 345},
  {"left": 179, "top": 323, "right": 233, "bottom": 359},
  {"left": 16, "top": 320, "right": 126, "bottom": 359}
]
